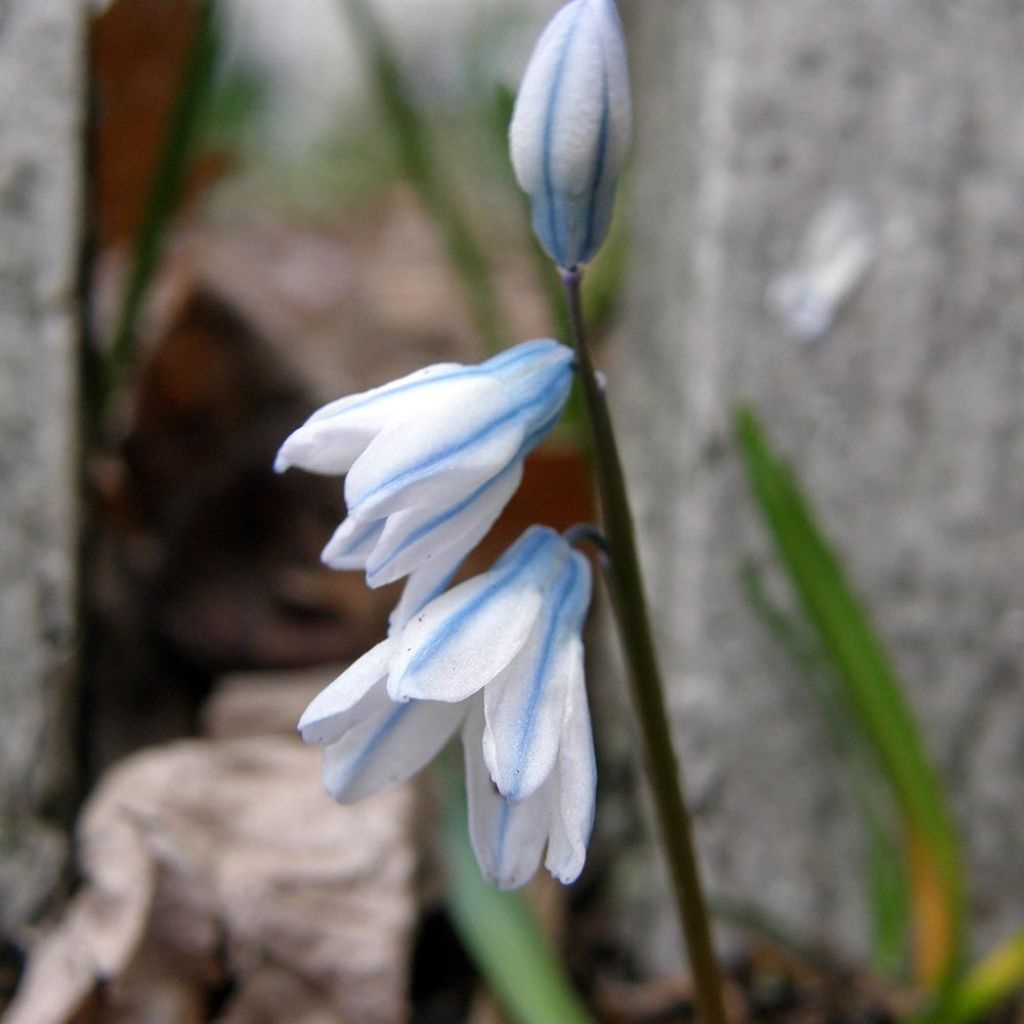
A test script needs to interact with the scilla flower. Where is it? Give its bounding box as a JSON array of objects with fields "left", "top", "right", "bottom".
[
  {"left": 509, "top": 0, "right": 632, "bottom": 270},
  {"left": 275, "top": 340, "right": 574, "bottom": 596},
  {"left": 298, "top": 526, "right": 595, "bottom": 888}
]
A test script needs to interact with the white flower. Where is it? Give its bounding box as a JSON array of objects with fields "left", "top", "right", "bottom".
[
  {"left": 509, "top": 0, "right": 632, "bottom": 270},
  {"left": 275, "top": 340, "right": 575, "bottom": 604},
  {"left": 298, "top": 526, "right": 595, "bottom": 888}
]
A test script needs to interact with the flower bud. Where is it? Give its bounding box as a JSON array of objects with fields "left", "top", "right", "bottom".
[{"left": 509, "top": 0, "right": 632, "bottom": 270}]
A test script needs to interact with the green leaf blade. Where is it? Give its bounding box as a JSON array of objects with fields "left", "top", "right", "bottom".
[{"left": 734, "top": 405, "right": 965, "bottom": 989}]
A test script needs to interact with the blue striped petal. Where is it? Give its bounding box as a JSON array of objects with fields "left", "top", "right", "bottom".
[
  {"left": 464, "top": 700, "right": 552, "bottom": 890},
  {"left": 388, "top": 527, "right": 569, "bottom": 704},
  {"left": 275, "top": 367, "right": 481, "bottom": 476},
  {"left": 482, "top": 550, "right": 592, "bottom": 801},
  {"left": 345, "top": 350, "right": 572, "bottom": 521},
  {"left": 320, "top": 515, "right": 385, "bottom": 571},
  {"left": 321, "top": 683, "right": 467, "bottom": 803},
  {"left": 387, "top": 557, "right": 461, "bottom": 637},
  {"left": 298, "top": 638, "right": 395, "bottom": 745},
  {"left": 365, "top": 461, "right": 523, "bottom": 588},
  {"left": 544, "top": 658, "right": 596, "bottom": 884}
]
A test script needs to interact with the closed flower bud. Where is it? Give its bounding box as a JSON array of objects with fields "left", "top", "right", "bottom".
[{"left": 509, "top": 0, "right": 632, "bottom": 270}]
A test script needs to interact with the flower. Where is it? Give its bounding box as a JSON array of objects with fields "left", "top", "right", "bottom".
[
  {"left": 509, "top": 0, "right": 632, "bottom": 270},
  {"left": 298, "top": 526, "right": 595, "bottom": 888},
  {"left": 274, "top": 340, "right": 575, "bottom": 601}
]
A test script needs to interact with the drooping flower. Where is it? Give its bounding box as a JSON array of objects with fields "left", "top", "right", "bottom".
[
  {"left": 509, "top": 0, "right": 632, "bottom": 270},
  {"left": 275, "top": 340, "right": 575, "bottom": 599},
  {"left": 298, "top": 526, "right": 595, "bottom": 888}
]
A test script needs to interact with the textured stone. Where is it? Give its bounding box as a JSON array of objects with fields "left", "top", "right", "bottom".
[
  {"left": 619, "top": 0, "right": 1024, "bottom": 971},
  {"left": 0, "top": 0, "right": 84, "bottom": 933}
]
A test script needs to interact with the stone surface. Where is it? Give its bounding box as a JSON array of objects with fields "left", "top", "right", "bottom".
[
  {"left": 619, "top": 0, "right": 1024, "bottom": 971},
  {"left": 0, "top": 0, "right": 84, "bottom": 934}
]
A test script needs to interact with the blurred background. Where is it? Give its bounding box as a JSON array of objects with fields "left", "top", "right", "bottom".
[{"left": 1, "top": 0, "right": 1022, "bottom": 1022}]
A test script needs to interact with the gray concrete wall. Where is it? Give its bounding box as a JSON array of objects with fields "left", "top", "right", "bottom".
[
  {"left": 619, "top": 0, "right": 1024, "bottom": 970},
  {"left": 0, "top": 0, "right": 84, "bottom": 934}
]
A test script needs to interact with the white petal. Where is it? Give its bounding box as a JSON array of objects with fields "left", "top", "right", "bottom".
[
  {"left": 321, "top": 516, "right": 384, "bottom": 570},
  {"left": 388, "top": 557, "right": 462, "bottom": 636},
  {"left": 544, "top": 664, "right": 596, "bottom": 885},
  {"left": 464, "top": 701, "right": 551, "bottom": 890},
  {"left": 388, "top": 528, "right": 568, "bottom": 704},
  {"left": 306, "top": 362, "right": 465, "bottom": 425},
  {"left": 483, "top": 633, "right": 580, "bottom": 803},
  {"left": 482, "top": 338, "right": 575, "bottom": 384},
  {"left": 321, "top": 686, "right": 466, "bottom": 802},
  {"left": 366, "top": 461, "right": 523, "bottom": 587},
  {"left": 344, "top": 376, "right": 526, "bottom": 521},
  {"left": 298, "top": 639, "right": 395, "bottom": 744},
  {"left": 483, "top": 552, "right": 591, "bottom": 801},
  {"left": 275, "top": 372, "right": 485, "bottom": 476}
]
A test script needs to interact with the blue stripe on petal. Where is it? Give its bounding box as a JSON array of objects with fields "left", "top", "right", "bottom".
[
  {"left": 580, "top": 68, "right": 612, "bottom": 264},
  {"left": 504, "top": 554, "right": 591, "bottom": 801},
  {"left": 330, "top": 702, "right": 410, "bottom": 797},
  {"left": 310, "top": 364, "right": 477, "bottom": 425},
  {"left": 367, "top": 387, "right": 567, "bottom": 585},
  {"left": 350, "top": 359, "right": 572, "bottom": 516},
  {"left": 368, "top": 462, "right": 520, "bottom": 582},
  {"left": 482, "top": 338, "right": 563, "bottom": 374},
  {"left": 406, "top": 529, "right": 562, "bottom": 677},
  {"left": 541, "top": 3, "right": 586, "bottom": 268}
]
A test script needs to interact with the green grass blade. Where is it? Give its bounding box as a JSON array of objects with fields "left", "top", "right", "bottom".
[
  {"left": 438, "top": 759, "right": 593, "bottom": 1024},
  {"left": 101, "top": 0, "right": 220, "bottom": 421},
  {"left": 340, "top": 0, "right": 507, "bottom": 352},
  {"left": 941, "top": 933, "right": 1024, "bottom": 1024},
  {"left": 739, "top": 559, "right": 909, "bottom": 978},
  {"left": 734, "top": 405, "right": 964, "bottom": 989}
]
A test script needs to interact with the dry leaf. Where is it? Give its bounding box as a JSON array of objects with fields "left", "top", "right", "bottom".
[{"left": 7, "top": 735, "right": 417, "bottom": 1024}]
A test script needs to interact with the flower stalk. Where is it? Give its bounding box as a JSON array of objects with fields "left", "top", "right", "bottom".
[{"left": 561, "top": 268, "right": 728, "bottom": 1024}]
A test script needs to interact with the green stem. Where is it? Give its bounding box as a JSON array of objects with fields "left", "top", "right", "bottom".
[{"left": 561, "top": 269, "right": 727, "bottom": 1024}]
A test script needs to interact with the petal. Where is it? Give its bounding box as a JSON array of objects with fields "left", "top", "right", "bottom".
[
  {"left": 388, "top": 556, "right": 462, "bottom": 636},
  {"left": 344, "top": 344, "right": 573, "bottom": 521},
  {"left": 483, "top": 552, "right": 592, "bottom": 801},
  {"left": 344, "top": 376, "right": 526, "bottom": 520},
  {"left": 527, "top": 163, "right": 618, "bottom": 269},
  {"left": 321, "top": 515, "right": 385, "bottom": 570},
  {"left": 321, "top": 686, "right": 466, "bottom": 802},
  {"left": 306, "top": 362, "right": 465, "bottom": 425},
  {"left": 298, "top": 639, "right": 395, "bottom": 744},
  {"left": 275, "top": 370, "right": 485, "bottom": 476},
  {"left": 388, "top": 527, "right": 568, "bottom": 704},
  {"left": 464, "top": 701, "right": 551, "bottom": 890},
  {"left": 366, "top": 460, "right": 523, "bottom": 587},
  {"left": 481, "top": 338, "right": 574, "bottom": 383},
  {"left": 544, "top": 663, "right": 596, "bottom": 885},
  {"left": 509, "top": 1, "right": 588, "bottom": 196}
]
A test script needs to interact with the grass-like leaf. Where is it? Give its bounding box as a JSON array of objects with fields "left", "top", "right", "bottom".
[
  {"left": 940, "top": 932, "right": 1024, "bottom": 1024},
  {"left": 98, "top": 0, "right": 221, "bottom": 425},
  {"left": 739, "top": 559, "right": 909, "bottom": 978},
  {"left": 340, "top": 0, "right": 507, "bottom": 353},
  {"left": 734, "top": 405, "right": 964, "bottom": 990}
]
